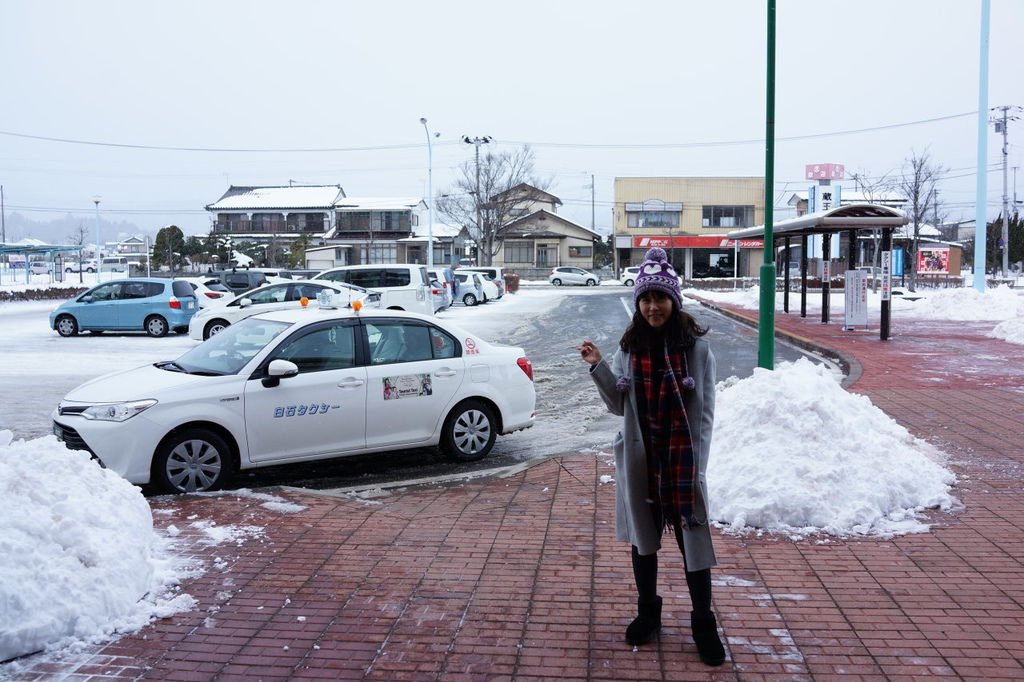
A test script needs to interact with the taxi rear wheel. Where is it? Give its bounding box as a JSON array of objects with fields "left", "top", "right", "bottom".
[
  {"left": 154, "top": 429, "right": 232, "bottom": 494},
  {"left": 441, "top": 400, "right": 497, "bottom": 462}
]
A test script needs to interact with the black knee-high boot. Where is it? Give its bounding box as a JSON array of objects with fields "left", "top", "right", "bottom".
[
  {"left": 676, "top": 528, "right": 725, "bottom": 666},
  {"left": 685, "top": 569, "right": 724, "bottom": 665},
  {"left": 626, "top": 546, "right": 661, "bottom": 645}
]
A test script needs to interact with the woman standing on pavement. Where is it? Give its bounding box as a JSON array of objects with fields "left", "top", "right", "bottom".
[{"left": 577, "top": 247, "right": 725, "bottom": 666}]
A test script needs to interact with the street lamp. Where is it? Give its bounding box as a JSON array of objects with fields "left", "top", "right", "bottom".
[
  {"left": 419, "top": 118, "right": 439, "bottom": 268},
  {"left": 92, "top": 196, "right": 102, "bottom": 267}
]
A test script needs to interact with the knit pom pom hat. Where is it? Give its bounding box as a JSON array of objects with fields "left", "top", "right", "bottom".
[{"left": 633, "top": 247, "right": 682, "bottom": 310}]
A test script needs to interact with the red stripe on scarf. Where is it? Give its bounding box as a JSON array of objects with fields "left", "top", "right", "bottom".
[{"left": 632, "top": 342, "right": 696, "bottom": 530}]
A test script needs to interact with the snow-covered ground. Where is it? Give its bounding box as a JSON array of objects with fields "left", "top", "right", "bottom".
[{"left": 3, "top": 280, "right": 1022, "bottom": 664}]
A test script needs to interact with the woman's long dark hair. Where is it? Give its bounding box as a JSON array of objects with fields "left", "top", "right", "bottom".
[{"left": 620, "top": 294, "right": 707, "bottom": 352}]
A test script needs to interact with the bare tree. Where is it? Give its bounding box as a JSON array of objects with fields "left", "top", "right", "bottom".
[
  {"left": 67, "top": 222, "right": 89, "bottom": 247},
  {"left": 849, "top": 168, "right": 895, "bottom": 292},
  {"left": 436, "top": 145, "right": 550, "bottom": 265},
  {"left": 897, "top": 149, "right": 945, "bottom": 291}
]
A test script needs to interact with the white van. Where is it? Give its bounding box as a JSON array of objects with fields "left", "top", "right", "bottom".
[
  {"left": 313, "top": 264, "right": 434, "bottom": 316},
  {"left": 100, "top": 256, "right": 130, "bottom": 272}
]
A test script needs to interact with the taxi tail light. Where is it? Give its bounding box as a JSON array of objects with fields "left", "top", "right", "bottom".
[
  {"left": 517, "top": 357, "right": 534, "bottom": 382},
  {"left": 168, "top": 297, "right": 182, "bottom": 309}
]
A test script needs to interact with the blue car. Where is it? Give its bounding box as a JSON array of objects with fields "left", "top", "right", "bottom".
[{"left": 49, "top": 278, "right": 199, "bottom": 337}]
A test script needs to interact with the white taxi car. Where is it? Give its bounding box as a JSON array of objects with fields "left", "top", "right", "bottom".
[
  {"left": 53, "top": 307, "right": 536, "bottom": 494},
  {"left": 188, "top": 279, "right": 380, "bottom": 340}
]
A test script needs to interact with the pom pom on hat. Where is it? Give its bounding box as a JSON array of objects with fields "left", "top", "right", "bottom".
[{"left": 633, "top": 246, "right": 682, "bottom": 310}]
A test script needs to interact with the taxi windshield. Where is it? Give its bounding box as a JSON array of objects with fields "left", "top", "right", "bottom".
[{"left": 173, "top": 318, "right": 291, "bottom": 375}]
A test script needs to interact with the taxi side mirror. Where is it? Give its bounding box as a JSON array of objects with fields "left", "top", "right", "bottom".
[{"left": 262, "top": 359, "right": 299, "bottom": 388}]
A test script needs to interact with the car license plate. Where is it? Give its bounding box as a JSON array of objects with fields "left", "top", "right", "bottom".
[{"left": 187, "top": 301, "right": 194, "bottom": 309}]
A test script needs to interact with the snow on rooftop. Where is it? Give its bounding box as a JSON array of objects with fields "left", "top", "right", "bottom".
[
  {"left": 335, "top": 197, "right": 423, "bottom": 211},
  {"left": 207, "top": 186, "right": 344, "bottom": 210}
]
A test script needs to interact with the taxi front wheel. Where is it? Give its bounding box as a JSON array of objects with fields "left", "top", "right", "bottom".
[
  {"left": 154, "top": 428, "right": 233, "bottom": 494},
  {"left": 441, "top": 400, "right": 496, "bottom": 462}
]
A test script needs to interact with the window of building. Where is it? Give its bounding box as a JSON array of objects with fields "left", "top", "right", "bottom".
[
  {"left": 568, "top": 245, "right": 592, "bottom": 258},
  {"left": 251, "top": 213, "right": 285, "bottom": 233},
  {"left": 624, "top": 201, "right": 682, "bottom": 229},
  {"left": 702, "top": 205, "right": 754, "bottom": 228},
  {"left": 286, "top": 213, "right": 325, "bottom": 233},
  {"left": 505, "top": 240, "right": 534, "bottom": 263},
  {"left": 359, "top": 243, "right": 397, "bottom": 264}
]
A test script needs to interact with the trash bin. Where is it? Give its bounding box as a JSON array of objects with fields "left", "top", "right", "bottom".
[{"left": 505, "top": 272, "right": 520, "bottom": 293}]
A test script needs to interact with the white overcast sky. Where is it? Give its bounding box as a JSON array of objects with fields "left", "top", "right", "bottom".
[{"left": 1, "top": 0, "right": 1022, "bottom": 237}]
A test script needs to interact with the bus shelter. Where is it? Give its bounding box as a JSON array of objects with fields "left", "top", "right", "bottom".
[
  {"left": 727, "top": 204, "right": 909, "bottom": 340},
  {"left": 0, "top": 243, "right": 87, "bottom": 284}
]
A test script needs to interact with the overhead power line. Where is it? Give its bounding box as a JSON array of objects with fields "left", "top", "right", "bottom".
[{"left": 0, "top": 111, "right": 984, "bottom": 154}]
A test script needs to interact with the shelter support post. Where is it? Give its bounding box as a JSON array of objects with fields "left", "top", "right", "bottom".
[
  {"left": 846, "top": 229, "right": 857, "bottom": 269},
  {"left": 800, "top": 235, "right": 808, "bottom": 318},
  {"left": 783, "top": 237, "right": 791, "bottom": 313},
  {"left": 881, "top": 228, "right": 893, "bottom": 341},
  {"left": 821, "top": 233, "right": 831, "bottom": 324}
]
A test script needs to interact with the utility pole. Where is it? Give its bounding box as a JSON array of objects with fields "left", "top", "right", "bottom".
[
  {"left": 590, "top": 173, "right": 596, "bottom": 231},
  {"left": 1, "top": 184, "right": 6, "bottom": 245},
  {"left": 462, "top": 135, "right": 491, "bottom": 264},
  {"left": 994, "top": 106, "right": 1021, "bottom": 277}
]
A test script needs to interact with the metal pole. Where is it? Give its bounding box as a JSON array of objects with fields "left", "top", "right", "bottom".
[
  {"left": 1, "top": 184, "right": 6, "bottom": 244},
  {"left": 93, "top": 197, "right": 102, "bottom": 277},
  {"left": 974, "top": 0, "right": 990, "bottom": 292},
  {"left": 420, "top": 118, "right": 435, "bottom": 268},
  {"left": 1000, "top": 106, "right": 1010, "bottom": 278},
  {"left": 757, "top": 0, "right": 777, "bottom": 370}
]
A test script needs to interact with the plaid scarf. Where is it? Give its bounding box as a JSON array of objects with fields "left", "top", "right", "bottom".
[{"left": 631, "top": 341, "right": 697, "bottom": 531}]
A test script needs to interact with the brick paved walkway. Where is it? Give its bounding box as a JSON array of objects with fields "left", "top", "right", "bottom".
[{"left": 5, "top": 299, "right": 1024, "bottom": 680}]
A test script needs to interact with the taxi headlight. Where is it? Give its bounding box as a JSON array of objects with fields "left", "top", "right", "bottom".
[{"left": 81, "top": 399, "right": 158, "bottom": 422}]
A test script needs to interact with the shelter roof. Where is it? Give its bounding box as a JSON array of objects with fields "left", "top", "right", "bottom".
[{"left": 728, "top": 203, "right": 909, "bottom": 240}]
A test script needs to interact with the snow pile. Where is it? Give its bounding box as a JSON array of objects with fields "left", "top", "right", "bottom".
[
  {"left": 892, "top": 284, "right": 1022, "bottom": 320},
  {"left": 708, "top": 359, "right": 957, "bottom": 538},
  {"left": 0, "top": 431, "right": 193, "bottom": 662},
  {"left": 989, "top": 315, "right": 1024, "bottom": 346}
]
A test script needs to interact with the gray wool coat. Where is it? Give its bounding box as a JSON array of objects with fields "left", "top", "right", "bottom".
[{"left": 589, "top": 337, "right": 717, "bottom": 571}]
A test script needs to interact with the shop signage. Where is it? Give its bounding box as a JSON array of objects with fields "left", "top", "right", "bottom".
[{"left": 632, "top": 236, "right": 763, "bottom": 249}]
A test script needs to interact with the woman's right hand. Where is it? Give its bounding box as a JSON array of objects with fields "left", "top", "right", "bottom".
[{"left": 577, "top": 340, "right": 602, "bottom": 366}]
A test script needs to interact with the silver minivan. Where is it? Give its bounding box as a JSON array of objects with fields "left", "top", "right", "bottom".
[{"left": 314, "top": 264, "right": 434, "bottom": 316}]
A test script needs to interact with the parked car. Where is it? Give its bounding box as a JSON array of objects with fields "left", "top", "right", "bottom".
[
  {"left": 621, "top": 266, "right": 641, "bottom": 286},
  {"left": 453, "top": 271, "right": 485, "bottom": 306},
  {"left": 428, "top": 267, "right": 457, "bottom": 307},
  {"left": 49, "top": 278, "right": 198, "bottom": 338},
  {"left": 459, "top": 267, "right": 505, "bottom": 298},
  {"left": 188, "top": 279, "right": 380, "bottom": 341},
  {"left": 477, "top": 274, "right": 500, "bottom": 302},
  {"left": 29, "top": 261, "right": 52, "bottom": 275},
  {"left": 219, "top": 268, "right": 270, "bottom": 295},
  {"left": 63, "top": 260, "right": 98, "bottom": 274},
  {"left": 53, "top": 307, "right": 537, "bottom": 493},
  {"left": 313, "top": 264, "right": 433, "bottom": 316},
  {"left": 549, "top": 266, "right": 600, "bottom": 286},
  {"left": 428, "top": 279, "right": 449, "bottom": 312},
  {"left": 179, "top": 277, "right": 236, "bottom": 308},
  {"left": 100, "top": 256, "right": 133, "bottom": 273}
]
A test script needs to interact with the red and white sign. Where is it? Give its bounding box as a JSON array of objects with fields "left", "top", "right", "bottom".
[
  {"left": 805, "top": 163, "right": 845, "bottom": 180},
  {"left": 633, "top": 236, "right": 763, "bottom": 249}
]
